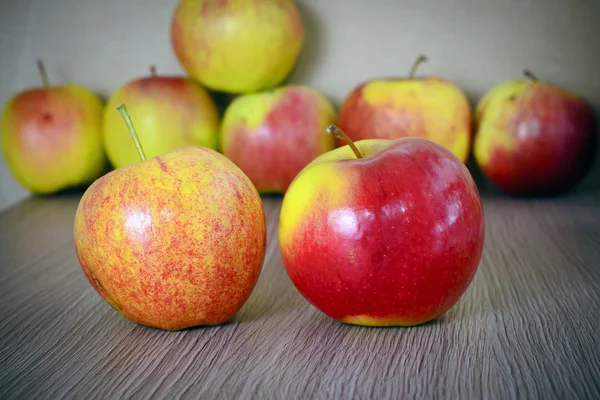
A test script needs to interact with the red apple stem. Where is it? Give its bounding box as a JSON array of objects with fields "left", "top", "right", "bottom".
[
  {"left": 326, "top": 125, "right": 363, "bottom": 159},
  {"left": 116, "top": 103, "right": 147, "bottom": 161},
  {"left": 150, "top": 65, "right": 157, "bottom": 77},
  {"left": 36, "top": 58, "right": 49, "bottom": 88},
  {"left": 523, "top": 69, "right": 539, "bottom": 82},
  {"left": 409, "top": 55, "right": 428, "bottom": 79}
]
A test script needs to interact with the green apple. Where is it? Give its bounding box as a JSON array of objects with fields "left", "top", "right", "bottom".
[
  {"left": 102, "top": 66, "right": 220, "bottom": 169},
  {"left": 1, "top": 60, "right": 105, "bottom": 194},
  {"left": 171, "top": 0, "right": 304, "bottom": 93}
]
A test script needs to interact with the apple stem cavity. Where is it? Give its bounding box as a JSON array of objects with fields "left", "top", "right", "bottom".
[
  {"left": 150, "top": 65, "right": 157, "bottom": 77},
  {"left": 36, "top": 58, "right": 50, "bottom": 88},
  {"left": 409, "top": 55, "right": 428, "bottom": 79},
  {"left": 117, "top": 103, "right": 147, "bottom": 162},
  {"left": 326, "top": 124, "right": 363, "bottom": 159},
  {"left": 523, "top": 69, "right": 540, "bottom": 82}
]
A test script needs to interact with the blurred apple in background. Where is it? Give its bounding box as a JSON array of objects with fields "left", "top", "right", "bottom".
[
  {"left": 473, "top": 70, "right": 597, "bottom": 195},
  {"left": 279, "top": 125, "right": 485, "bottom": 326},
  {"left": 171, "top": 0, "right": 304, "bottom": 93},
  {"left": 337, "top": 55, "right": 472, "bottom": 163},
  {"left": 103, "top": 66, "right": 220, "bottom": 169},
  {"left": 75, "top": 105, "right": 266, "bottom": 331},
  {"left": 1, "top": 60, "right": 105, "bottom": 194},
  {"left": 220, "top": 85, "right": 337, "bottom": 193}
]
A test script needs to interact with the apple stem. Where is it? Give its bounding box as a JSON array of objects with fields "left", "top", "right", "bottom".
[
  {"left": 409, "top": 55, "right": 428, "bottom": 79},
  {"left": 36, "top": 58, "right": 49, "bottom": 88},
  {"left": 326, "top": 125, "right": 363, "bottom": 159},
  {"left": 150, "top": 65, "right": 157, "bottom": 77},
  {"left": 523, "top": 69, "right": 539, "bottom": 82},
  {"left": 117, "top": 103, "right": 147, "bottom": 161}
]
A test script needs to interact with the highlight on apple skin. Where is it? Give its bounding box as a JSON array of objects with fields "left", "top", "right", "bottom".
[
  {"left": 473, "top": 70, "right": 597, "bottom": 196},
  {"left": 337, "top": 55, "right": 473, "bottom": 163},
  {"left": 102, "top": 66, "right": 220, "bottom": 169},
  {"left": 74, "top": 106, "right": 266, "bottom": 331},
  {"left": 1, "top": 60, "right": 105, "bottom": 194},
  {"left": 279, "top": 128, "right": 485, "bottom": 327},
  {"left": 220, "top": 85, "right": 337, "bottom": 193},
  {"left": 171, "top": 0, "right": 304, "bottom": 94}
]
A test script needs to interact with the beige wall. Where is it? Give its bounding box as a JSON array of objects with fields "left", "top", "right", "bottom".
[{"left": 1, "top": 0, "right": 598, "bottom": 210}]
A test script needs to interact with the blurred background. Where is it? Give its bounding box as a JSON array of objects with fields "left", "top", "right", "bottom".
[{"left": 0, "top": 0, "right": 598, "bottom": 210}]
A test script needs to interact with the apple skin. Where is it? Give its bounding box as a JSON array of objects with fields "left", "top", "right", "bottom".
[
  {"left": 1, "top": 86, "right": 105, "bottom": 194},
  {"left": 337, "top": 77, "right": 472, "bottom": 163},
  {"left": 74, "top": 146, "right": 266, "bottom": 330},
  {"left": 103, "top": 74, "right": 220, "bottom": 169},
  {"left": 279, "top": 138, "right": 485, "bottom": 326},
  {"left": 473, "top": 79, "right": 597, "bottom": 195},
  {"left": 220, "top": 85, "right": 337, "bottom": 193},
  {"left": 171, "top": 0, "right": 304, "bottom": 93}
]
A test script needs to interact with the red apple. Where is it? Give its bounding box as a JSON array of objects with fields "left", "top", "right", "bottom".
[
  {"left": 279, "top": 126, "right": 485, "bottom": 326},
  {"left": 220, "top": 85, "right": 337, "bottom": 193},
  {"left": 473, "top": 70, "right": 597, "bottom": 195},
  {"left": 337, "top": 55, "right": 472, "bottom": 163}
]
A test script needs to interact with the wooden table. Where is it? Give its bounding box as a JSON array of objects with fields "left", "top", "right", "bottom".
[{"left": 1, "top": 190, "right": 599, "bottom": 399}]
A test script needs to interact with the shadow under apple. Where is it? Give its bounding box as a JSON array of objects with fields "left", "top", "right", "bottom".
[{"left": 285, "top": 0, "right": 323, "bottom": 87}]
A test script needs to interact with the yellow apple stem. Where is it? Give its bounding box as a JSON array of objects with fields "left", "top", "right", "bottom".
[
  {"left": 523, "top": 69, "right": 539, "bottom": 82},
  {"left": 36, "top": 58, "right": 49, "bottom": 88},
  {"left": 409, "top": 55, "right": 428, "bottom": 79},
  {"left": 150, "top": 65, "right": 157, "bottom": 77},
  {"left": 117, "top": 103, "right": 147, "bottom": 161},
  {"left": 326, "top": 124, "right": 363, "bottom": 159}
]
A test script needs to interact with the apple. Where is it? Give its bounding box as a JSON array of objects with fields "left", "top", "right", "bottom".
[
  {"left": 337, "top": 55, "right": 472, "bottom": 163},
  {"left": 279, "top": 125, "right": 485, "bottom": 326},
  {"left": 170, "top": 0, "right": 304, "bottom": 93},
  {"left": 102, "top": 66, "right": 220, "bottom": 169},
  {"left": 74, "top": 104, "right": 266, "bottom": 330},
  {"left": 220, "top": 85, "right": 337, "bottom": 193},
  {"left": 1, "top": 59, "right": 105, "bottom": 194},
  {"left": 473, "top": 70, "right": 597, "bottom": 195}
]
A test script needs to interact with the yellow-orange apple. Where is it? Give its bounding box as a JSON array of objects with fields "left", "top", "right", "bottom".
[
  {"left": 171, "top": 0, "right": 304, "bottom": 93},
  {"left": 74, "top": 105, "right": 266, "bottom": 330},
  {"left": 103, "top": 66, "right": 220, "bottom": 169},
  {"left": 338, "top": 55, "right": 472, "bottom": 163},
  {"left": 473, "top": 70, "right": 597, "bottom": 195},
  {"left": 220, "top": 85, "right": 337, "bottom": 193},
  {"left": 279, "top": 126, "right": 484, "bottom": 326},
  {"left": 1, "top": 60, "right": 105, "bottom": 194}
]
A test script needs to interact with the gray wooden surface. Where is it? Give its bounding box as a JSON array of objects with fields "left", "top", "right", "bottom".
[{"left": 1, "top": 191, "right": 599, "bottom": 399}]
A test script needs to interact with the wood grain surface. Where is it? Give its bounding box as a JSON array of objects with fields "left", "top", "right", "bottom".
[{"left": 1, "top": 191, "right": 600, "bottom": 399}]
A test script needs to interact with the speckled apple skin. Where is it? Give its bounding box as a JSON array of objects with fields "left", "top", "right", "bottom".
[
  {"left": 74, "top": 146, "right": 266, "bottom": 330},
  {"left": 279, "top": 139, "right": 484, "bottom": 327}
]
